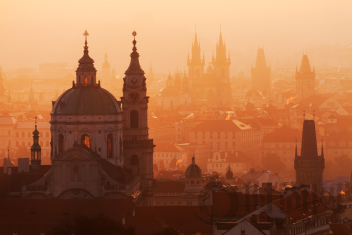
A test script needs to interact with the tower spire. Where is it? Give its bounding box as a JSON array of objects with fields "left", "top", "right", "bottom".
[{"left": 125, "top": 31, "right": 144, "bottom": 75}]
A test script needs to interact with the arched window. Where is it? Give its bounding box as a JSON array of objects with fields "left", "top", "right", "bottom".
[
  {"left": 84, "top": 77, "right": 88, "bottom": 85},
  {"left": 107, "top": 134, "right": 113, "bottom": 158},
  {"left": 58, "top": 134, "right": 65, "bottom": 154},
  {"left": 130, "top": 110, "right": 139, "bottom": 128},
  {"left": 130, "top": 155, "right": 139, "bottom": 165},
  {"left": 81, "top": 134, "right": 90, "bottom": 148}
]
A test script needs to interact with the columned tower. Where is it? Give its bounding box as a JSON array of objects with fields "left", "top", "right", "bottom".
[
  {"left": 31, "top": 117, "right": 42, "bottom": 169},
  {"left": 294, "top": 119, "right": 325, "bottom": 193},
  {"left": 251, "top": 48, "right": 271, "bottom": 100},
  {"left": 296, "top": 54, "right": 315, "bottom": 100},
  {"left": 121, "top": 31, "right": 154, "bottom": 206}
]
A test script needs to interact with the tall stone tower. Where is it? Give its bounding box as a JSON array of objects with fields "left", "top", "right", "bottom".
[
  {"left": 121, "top": 31, "right": 154, "bottom": 206},
  {"left": 187, "top": 32, "right": 204, "bottom": 88},
  {"left": 296, "top": 54, "right": 315, "bottom": 100},
  {"left": 294, "top": 119, "right": 325, "bottom": 193},
  {"left": 212, "top": 31, "right": 231, "bottom": 84},
  {"left": 211, "top": 31, "right": 231, "bottom": 105},
  {"left": 102, "top": 53, "right": 111, "bottom": 89},
  {"left": 251, "top": 48, "right": 271, "bottom": 99}
]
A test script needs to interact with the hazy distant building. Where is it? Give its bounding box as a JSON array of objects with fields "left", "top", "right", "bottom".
[
  {"left": 187, "top": 31, "right": 231, "bottom": 106},
  {"left": 294, "top": 120, "right": 325, "bottom": 193},
  {"left": 101, "top": 53, "right": 111, "bottom": 89},
  {"left": 251, "top": 48, "right": 271, "bottom": 100},
  {"left": 296, "top": 54, "right": 315, "bottom": 100},
  {"left": 0, "top": 67, "right": 6, "bottom": 98}
]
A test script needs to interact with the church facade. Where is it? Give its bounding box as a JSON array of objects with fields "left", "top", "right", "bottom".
[{"left": 21, "top": 31, "right": 154, "bottom": 205}]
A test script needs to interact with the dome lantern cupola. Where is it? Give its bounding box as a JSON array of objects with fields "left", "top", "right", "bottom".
[{"left": 75, "top": 30, "right": 97, "bottom": 87}]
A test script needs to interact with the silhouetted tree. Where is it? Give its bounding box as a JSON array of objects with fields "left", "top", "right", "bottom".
[
  {"left": 51, "top": 215, "right": 135, "bottom": 235},
  {"left": 261, "top": 153, "right": 285, "bottom": 174}
]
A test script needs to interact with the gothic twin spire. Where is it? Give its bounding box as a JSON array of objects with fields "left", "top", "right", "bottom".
[{"left": 189, "top": 29, "right": 230, "bottom": 66}]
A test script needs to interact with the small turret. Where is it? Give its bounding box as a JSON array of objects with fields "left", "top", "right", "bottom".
[{"left": 30, "top": 117, "right": 41, "bottom": 169}]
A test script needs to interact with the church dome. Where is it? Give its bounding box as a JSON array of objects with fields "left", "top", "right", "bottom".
[
  {"left": 51, "top": 86, "right": 121, "bottom": 115},
  {"left": 185, "top": 156, "right": 202, "bottom": 178}
]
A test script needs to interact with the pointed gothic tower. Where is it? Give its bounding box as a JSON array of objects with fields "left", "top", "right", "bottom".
[
  {"left": 251, "top": 48, "right": 271, "bottom": 99},
  {"left": 31, "top": 117, "right": 42, "bottom": 169},
  {"left": 212, "top": 30, "right": 231, "bottom": 83},
  {"left": 296, "top": 54, "right": 315, "bottom": 100},
  {"left": 0, "top": 67, "right": 6, "bottom": 97},
  {"left": 29, "top": 81, "right": 35, "bottom": 103},
  {"left": 187, "top": 31, "right": 205, "bottom": 86},
  {"left": 102, "top": 53, "right": 111, "bottom": 88},
  {"left": 121, "top": 31, "right": 154, "bottom": 206},
  {"left": 210, "top": 30, "right": 232, "bottom": 105},
  {"left": 294, "top": 119, "right": 325, "bottom": 193}
]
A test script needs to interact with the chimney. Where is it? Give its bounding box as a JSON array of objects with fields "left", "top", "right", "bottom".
[{"left": 18, "top": 158, "right": 29, "bottom": 173}]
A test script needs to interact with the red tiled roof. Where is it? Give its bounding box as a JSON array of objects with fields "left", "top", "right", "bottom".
[
  {"left": 263, "top": 125, "right": 300, "bottom": 142},
  {"left": 272, "top": 191, "right": 332, "bottom": 223},
  {"left": 154, "top": 143, "right": 186, "bottom": 153}
]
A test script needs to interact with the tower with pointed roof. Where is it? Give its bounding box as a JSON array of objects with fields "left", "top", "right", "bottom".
[
  {"left": 251, "top": 48, "right": 271, "bottom": 99},
  {"left": 102, "top": 53, "right": 111, "bottom": 89},
  {"left": 31, "top": 117, "right": 42, "bottom": 169},
  {"left": 187, "top": 31, "right": 205, "bottom": 87},
  {"left": 294, "top": 119, "right": 325, "bottom": 193},
  {"left": 29, "top": 81, "right": 35, "bottom": 103},
  {"left": 121, "top": 31, "right": 154, "bottom": 206},
  {"left": 296, "top": 54, "right": 315, "bottom": 100},
  {"left": 212, "top": 30, "right": 231, "bottom": 84}
]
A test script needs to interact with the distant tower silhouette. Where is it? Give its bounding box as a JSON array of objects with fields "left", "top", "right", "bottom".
[
  {"left": 294, "top": 119, "right": 325, "bottom": 193},
  {"left": 251, "top": 48, "right": 271, "bottom": 99},
  {"left": 102, "top": 53, "right": 111, "bottom": 88},
  {"left": 29, "top": 82, "right": 35, "bottom": 103},
  {"left": 0, "top": 67, "right": 6, "bottom": 97},
  {"left": 296, "top": 54, "right": 315, "bottom": 99},
  {"left": 31, "top": 117, "right": 42, "bottom": 169},
  {"left": 187, "top": 31, "right": 204, "bottom": 87},
  {"left": 212, "top": 30, "right": 231, "bottom": 84}
]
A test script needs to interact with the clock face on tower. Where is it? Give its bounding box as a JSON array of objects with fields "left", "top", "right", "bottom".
[{"left": 128, "top": 91, "right": 140, "bottom": 102}]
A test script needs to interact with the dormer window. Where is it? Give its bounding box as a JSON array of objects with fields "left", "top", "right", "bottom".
[{"left": 84, "top": 77, "right": 88, "bottom": 85}]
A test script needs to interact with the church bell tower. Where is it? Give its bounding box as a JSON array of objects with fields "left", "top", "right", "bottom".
[{"left": 121, "top": 31, "right": 154, "bottom": 205}]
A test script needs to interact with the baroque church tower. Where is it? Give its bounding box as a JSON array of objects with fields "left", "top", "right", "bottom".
[
  {"left": 296, "top": 54, "right": 315, "bottom": 100},
  {"left": 251, "top": 48, "right": 271, "bottom": 99},
  {"left": 121, "top": 31, "right": 154, "bottom": 205},
  {"left": 294, "top": 119, "right": 325, "bottom": 193}
]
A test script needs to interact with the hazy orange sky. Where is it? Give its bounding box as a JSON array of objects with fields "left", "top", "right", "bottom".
[{"left": 0, "top": 0, "right": 351, "bottom": 76}]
